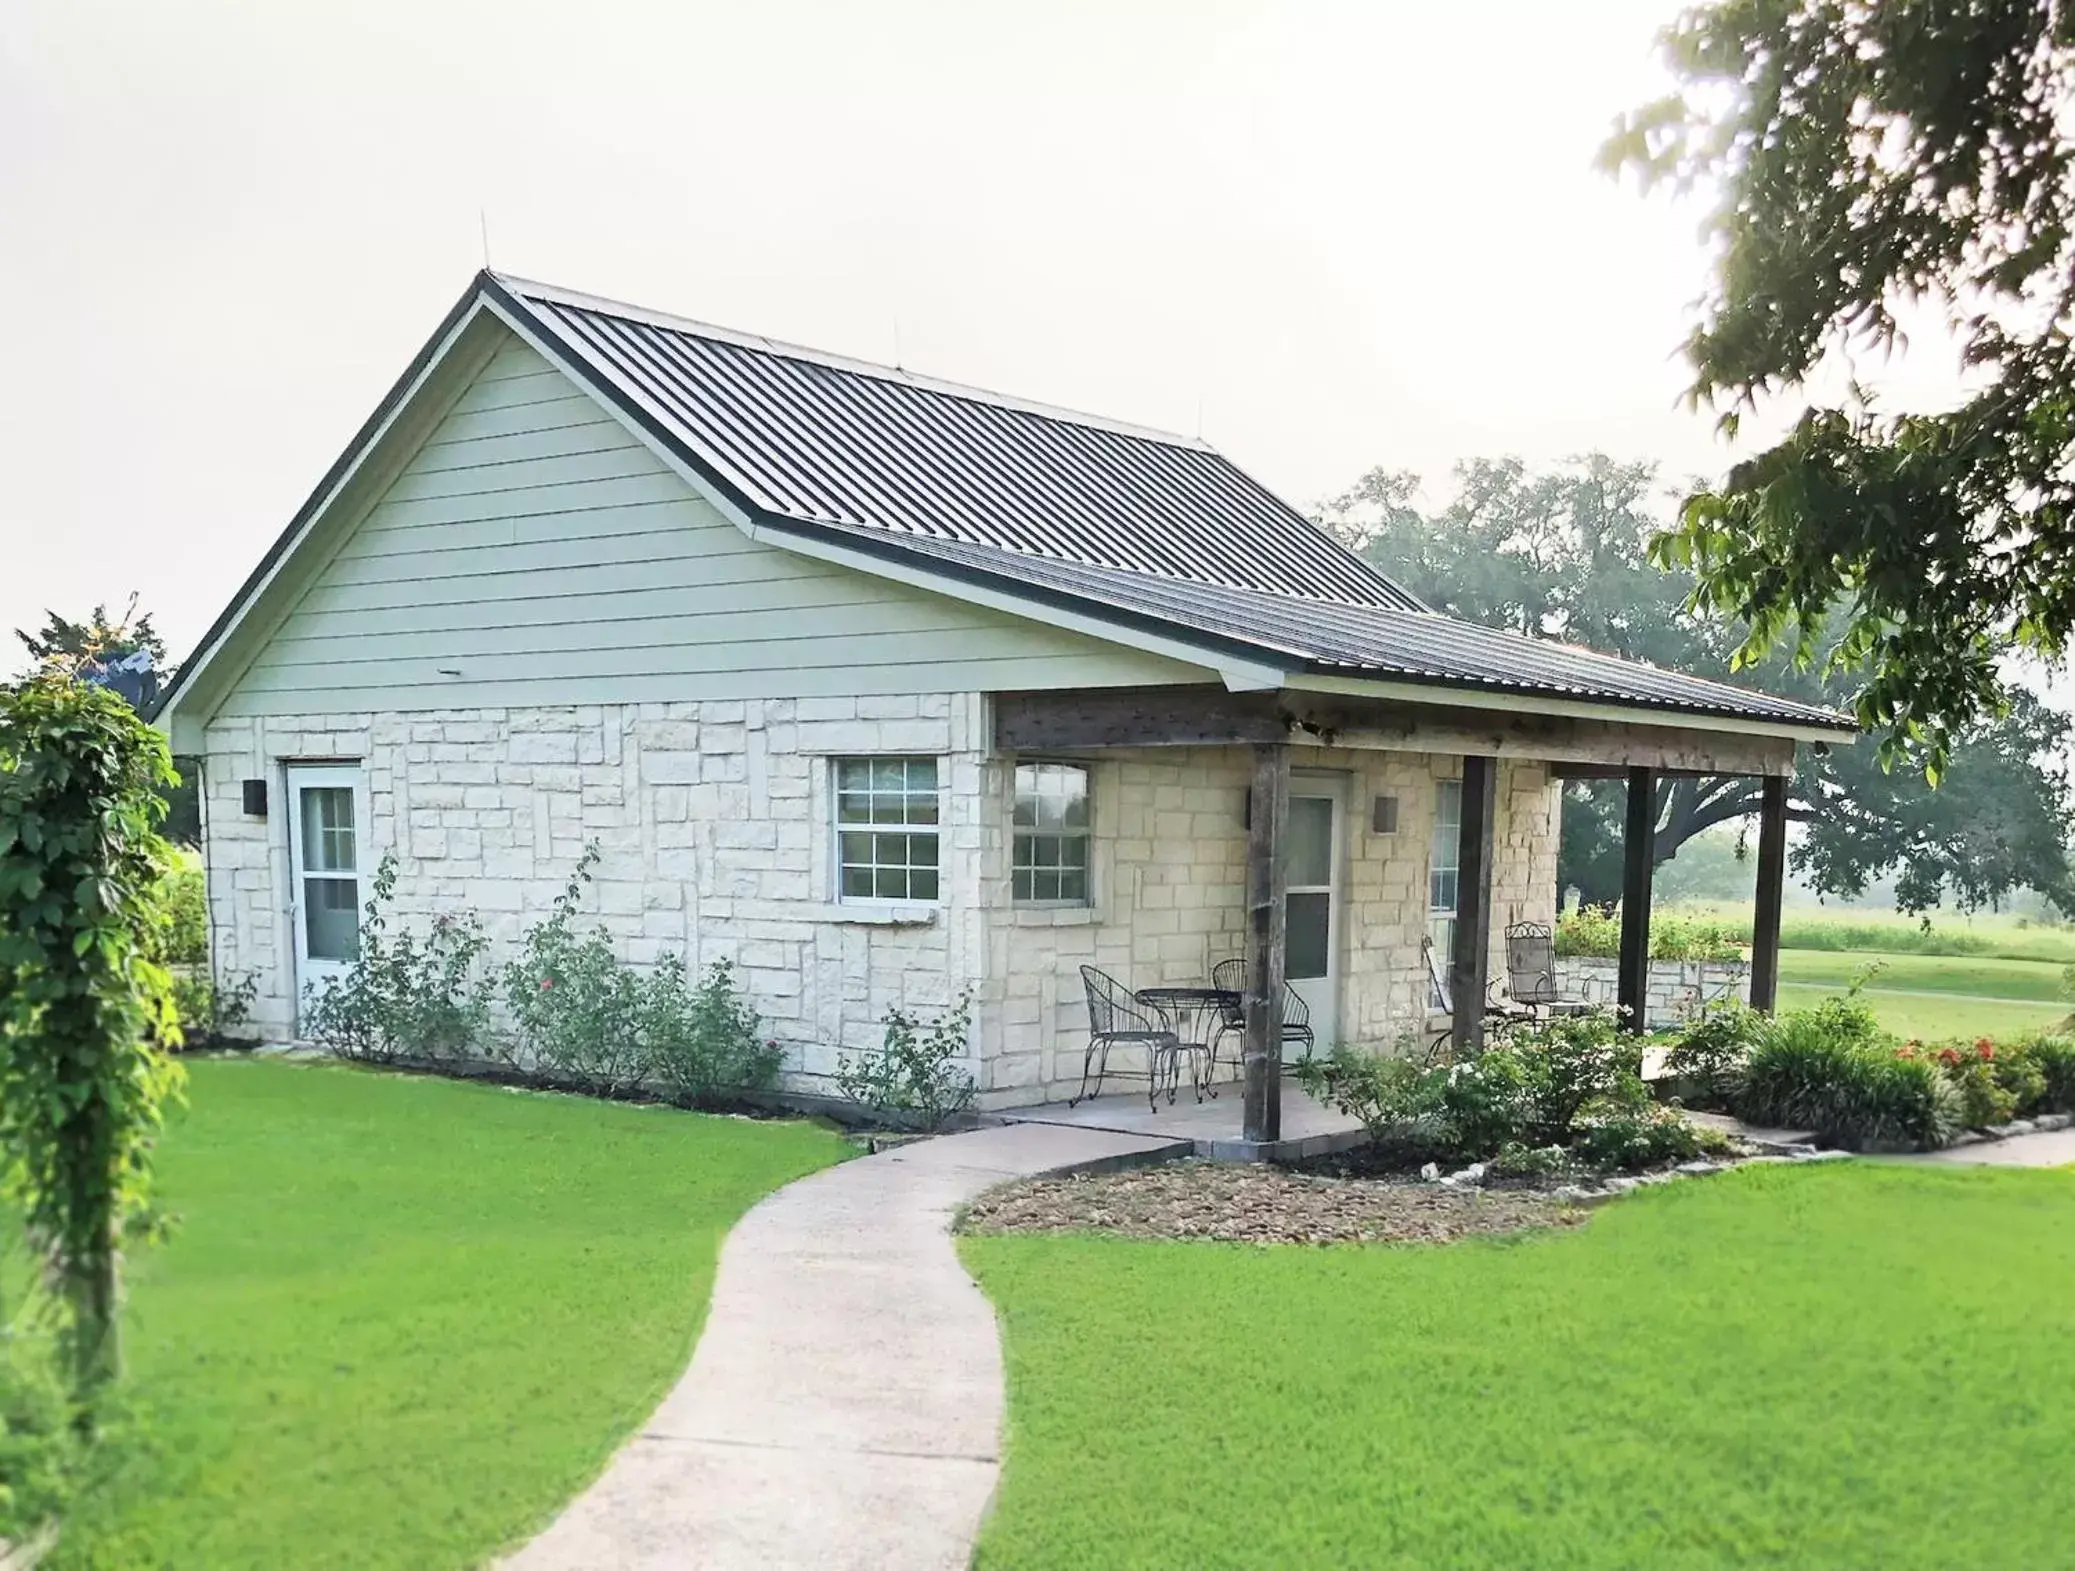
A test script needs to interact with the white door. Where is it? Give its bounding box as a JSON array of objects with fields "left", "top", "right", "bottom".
[
  {"left": 285, "top": 765, "right": 369, "bottom": 1005},
  {"left": 1284, "top": 775, "right": 1344, "bottom": 1056}
]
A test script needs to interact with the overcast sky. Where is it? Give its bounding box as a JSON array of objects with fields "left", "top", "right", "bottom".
[{"left": 0, "top": 0, "right": 1965, "bottom": 666}]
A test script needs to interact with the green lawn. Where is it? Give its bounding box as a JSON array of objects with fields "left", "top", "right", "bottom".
[
  {"left": 963, "top": 1163, "right": 2075, "bottom": 1570},
  {"left": 44, "top": 1058, "right": 845, "bottom": 1569},
  {"left": 1775, "top": 982, "right": 2067, "bottom": 1040},
  {"left": 1776, "top": 948, "right": 2067, "bottom": 1002}
]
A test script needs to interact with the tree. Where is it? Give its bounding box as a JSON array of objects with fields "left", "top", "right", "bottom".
[
  {"left": 15, "top": 601, "right": 168, "bottom": 669},
  {"left": 12, "top": 597, "right": 198, "bottom": 844},
  {"left": 1602, "top": 0, "right": 2075, "bottom": 769},
  {"left": 1321, "top": 455, "right": 2075, "bottom": 913}
]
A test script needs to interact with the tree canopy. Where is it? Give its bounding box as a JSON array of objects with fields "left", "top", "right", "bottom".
[
  {"left": 1321, "top": 454, "right": 2075, "bottom": 914},
  {"left": 15, "top": 600, "right": 168, "bottom": 670},
  {"left": 1603, "top": 0, "right": 2075, "bottom": 770}
]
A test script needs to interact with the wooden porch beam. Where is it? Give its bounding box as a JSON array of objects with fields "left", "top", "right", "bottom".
[
  {"left": 1616, "top": 765, "right": 1657, "bottom": 1033},
  {"left": 1749, "top": 773, "right": 1788, "bottom": 1013},
  {"left": 1242, "top": 742, "right": 1290, "bottom": 1145},
  {"left": 1450, "top": 755, "right": 1498, "bottom": 1057}
]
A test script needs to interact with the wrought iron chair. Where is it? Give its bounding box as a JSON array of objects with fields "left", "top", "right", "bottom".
[
  {"left": 1422, "top": 935, "right": 1531, "bottom": 1060},
  {"left": 1503, "top": 920, "right": 1592, "bottom": 1019},
  {"left": 1075, "top": 965, "right": 1186, "bottom": 1111},
  {"left": 1205, "top": 958, "right": 1316, "bottom": 1080}
]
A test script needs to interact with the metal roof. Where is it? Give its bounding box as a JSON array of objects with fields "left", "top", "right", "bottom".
[
  {"left": 490, "top": 275, "right": 1850, "bottom": 735},
  {"left": 492, "top": 275, "right": 1421, "bottom": 610},
  {"left": 787, "top": 521, "right": 1852, "bottom": 731}
]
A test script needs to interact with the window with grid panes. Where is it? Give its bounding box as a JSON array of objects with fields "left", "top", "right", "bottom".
[
  {"left": 1011, "top": 762, "right": 1090, "bottom": 904},
  {"left": 835, "top": 758, "right": 941, "bottom": 901}
]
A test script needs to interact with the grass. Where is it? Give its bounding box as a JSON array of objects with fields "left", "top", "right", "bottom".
[
  {"left": 1672, "top": 899, "right": 2075, "bottom": 965},
  {"left": 1775, "top": 949, "right": 2068, "bottom": 1002},
  {"left": 1774, "top": 983, "right": 2066, "bottom": 1041},
  {"left": 41, "top": 1058, "right": 845, "bottom": 1570},
  {"left": 963, "top": 1162, "right": 2075, "bottom": 1570}
]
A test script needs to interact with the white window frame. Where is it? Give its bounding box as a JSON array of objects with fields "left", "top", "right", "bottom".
[
  {"left": 284, "top": 763, "right": 371, "bottom": 1003},
  {"left": 832, "top": 756, "right": 945, "bottom": 905},
  {"left": 1011, "top": 761, "right": 1093, "bottom": 907},
  {"left": 1428, "top": 776, "right": 1463, "bottom": 958}
]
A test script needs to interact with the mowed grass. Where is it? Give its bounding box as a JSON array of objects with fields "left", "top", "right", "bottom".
[
  {"left": 47, "top": 1058, "right": 845, "bottom": 1570},
  {"left": 1674, "top": 900, "right": 2075, "bottom": 965},
  {"left": 1774, "top": 984, "right": 2065, "bottom": 1041},
  {"left": 1777, "top": 948, "right": 2067, "bottom": 1002},
  {"left": 963, "top": 1163, "right": 2075, "bottom": 1570}
]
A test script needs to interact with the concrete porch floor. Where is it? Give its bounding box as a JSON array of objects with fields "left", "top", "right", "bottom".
[{"left": 996, "top": 1076, "right": 1367, "bottom": 1163}]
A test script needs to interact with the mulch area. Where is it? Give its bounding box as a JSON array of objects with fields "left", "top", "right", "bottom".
[{"left": 958, "top": 1159, "right": 1587, "bottom": 1246}]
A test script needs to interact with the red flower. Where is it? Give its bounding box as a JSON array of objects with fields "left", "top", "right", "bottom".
[
  {"left": 539, "top": 977, "right": 553, "bottom": 990},
  {"left": 1938, "top": 1046, "right": 1963, "bottom": 1068},
  {"left": 1896, "top": 1046, "right": 1918, "bottom": 1061},
  {"left": 1976, "top": 1038, "right": 1996, "bottom": 1060}
]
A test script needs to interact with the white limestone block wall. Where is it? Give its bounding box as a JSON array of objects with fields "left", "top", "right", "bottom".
[{"left": 1553, "top": 955, "right": 1751, "bottom": 1030}]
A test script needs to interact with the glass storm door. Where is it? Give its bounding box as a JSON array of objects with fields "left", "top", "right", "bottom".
[
  {"left": 286, "top": 766, "right": 368, "bottom": 1007},
  {"left": 1283, "top": 776, "right": 1344, "bottom": 1055}
]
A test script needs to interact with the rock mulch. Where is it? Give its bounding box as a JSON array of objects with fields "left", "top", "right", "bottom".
[{"left": 958, "top": 1159, "right": 1587, "bottom": 1246}]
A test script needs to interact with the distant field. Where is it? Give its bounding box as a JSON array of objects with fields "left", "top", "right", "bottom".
[
  {"left": 1671, "top": 900, "right": 2075, "bottom": 965},
  {"left": 1777, "top": 949, "right": 2067, "bottom": 1002},
  {"left": 1775, "top": 983, "right": 2067, "bottom": 1042}
]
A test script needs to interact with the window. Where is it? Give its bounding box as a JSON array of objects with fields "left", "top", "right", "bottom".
[
  {"left": 1428, "top": 777, "right": 1462, "bottom": 957},
  {"left": 835, "top": 757, "right": 941, "bottom": 901},
  {"left": 1012, "top": 763, "right": 1090, "bottom": 904}
]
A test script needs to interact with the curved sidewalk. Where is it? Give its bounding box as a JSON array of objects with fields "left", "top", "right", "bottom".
[{"left": 505, "top": 1122, "right": 1185, "bottom": 1571}]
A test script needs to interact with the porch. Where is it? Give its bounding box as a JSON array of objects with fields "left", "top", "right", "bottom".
[
  {"left": 999, "top": 1077, "right": 1368, "bottom": 1163},
  {"left": 992, "top": 684, "right": 1804, "bottom": 1151}
]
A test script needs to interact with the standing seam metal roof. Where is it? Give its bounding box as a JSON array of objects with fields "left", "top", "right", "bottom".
[
  {"left": 499, "top": 275, "right": 1421, "bottom": 610},
  {"left": 485, "top": 274, "right": 1854, "bottom": 735}
]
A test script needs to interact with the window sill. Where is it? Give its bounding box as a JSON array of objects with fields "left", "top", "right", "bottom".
[
  {"left": 816, "top": 902, "right": 939, "bottom": 927},
  {"left": 1010, "top": 907, "right": 1103, "bottom": 927}
]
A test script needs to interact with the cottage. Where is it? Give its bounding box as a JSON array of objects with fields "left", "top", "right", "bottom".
[{"left": 155, "top": 272, "right": 1853, "bottom": 1144}]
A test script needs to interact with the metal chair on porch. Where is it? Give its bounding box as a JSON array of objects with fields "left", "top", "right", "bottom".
[
  {"left": 1422, "top": 935, "right": 1532, "bottom": 1060},
  {"left": 1503, "top": 920, "right": 1592, "bottom": 1020},
  {"left": 1075, "top": 965, "right": 1187, "bottom": 1112},
  {"left": 1204, "top": 958, "right": 1314, "bottom": 1080}
]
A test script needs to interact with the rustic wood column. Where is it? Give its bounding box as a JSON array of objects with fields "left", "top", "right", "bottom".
[
  {"left": 1449, "top": 755, "right": 1499, "bottom": 1057},
  {"left": 1749, "top": 772, "right": 1788, "bottom": 1013},
  {"left": 1616, "top": 766, "right": 1657, "bottom": 1033},
  {"left": 1242, "top": 742, "right": 1290, "bottom": 1145}
]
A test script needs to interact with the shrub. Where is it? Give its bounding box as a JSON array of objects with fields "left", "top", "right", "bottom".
[
  {"left": 1292, "top": 1046, "right": 1444, "bottom": 1141},
  {"left": 1554, "top": 907, "right": 1745, "bottom": 962},
  {"left": 500, "top": 847, "right": 648, "bottom": 1095},
  {"left": 1664, "top": 1000, "right": 1767, "bottom": 1110},
  {"left": 303, "top": 854, "right": 494, "bottom": 1066},
  {"left": 2017, "top": 1033, "right": 2075, "bottom": 1111},
  {"left": 1569, "top": 1101, "right": 1709, "bottom": 1171},
  {"left": 1484, "top": 1142, "right": 1577, "bottom": 1183},
  {"left": 170, "top": 968, "right": 257, "bottom": 1051},
  {"left": 643, "top": 956, "right": 785, "bottom": 1106},
  {"left": 1917, "top": 1040, "right": 2017, "bottom": 1128},
  {"left": 163, "top": 859, "right": 207, "bottom": 967},
  {"left": 835, "top": 990, "right": 978, "bottom": 1130},
  {"left": 1738, "top": 998, "right": 1957, "bottom": 1150}
]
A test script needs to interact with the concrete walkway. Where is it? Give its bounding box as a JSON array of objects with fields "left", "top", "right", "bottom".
[
  {"left": 1901, "top": 1127, "right": 2075, "bottom": 1168},
  {"left": 504, "top": 1122, "right": 1187, "bottom": 1571}
]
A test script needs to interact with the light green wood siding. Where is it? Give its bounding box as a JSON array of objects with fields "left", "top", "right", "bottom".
[{"left": 216, "top": 335, "right": 1211, "bottom": 717}]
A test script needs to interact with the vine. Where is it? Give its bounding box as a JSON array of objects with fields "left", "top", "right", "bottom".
[{"left": 0, "top": 673, "right": 186, "bottom": 1396}]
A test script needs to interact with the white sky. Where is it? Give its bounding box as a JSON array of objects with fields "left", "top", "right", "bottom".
[{"left": 0, "top": 0, "right": 1975, "bottom": 666}]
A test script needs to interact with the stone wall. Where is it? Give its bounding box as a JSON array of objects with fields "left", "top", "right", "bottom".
[
  {"left": 200, "top": 701, "right": 1562, "bottom": 1107},
  {"left": 1553, "top": 955, "right": 1751, "bottom": 1030}
]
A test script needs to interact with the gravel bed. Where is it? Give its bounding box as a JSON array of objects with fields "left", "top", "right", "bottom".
[{"left": 958, "top": 1158, "right": 1587, "bottom": 1245}]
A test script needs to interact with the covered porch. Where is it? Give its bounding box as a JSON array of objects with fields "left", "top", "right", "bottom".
[{"left": 991, "top": 683, "right": 1806, "bottom": 1157}]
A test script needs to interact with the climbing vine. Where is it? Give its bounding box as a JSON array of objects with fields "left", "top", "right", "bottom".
[{"left": 0, "top": 672, "right": 186, "bottom": 1394}]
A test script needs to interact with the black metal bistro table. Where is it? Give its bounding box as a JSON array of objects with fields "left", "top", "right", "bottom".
[{"left": 1133, "top": 986, "right": 1243, "bottom": 1102}]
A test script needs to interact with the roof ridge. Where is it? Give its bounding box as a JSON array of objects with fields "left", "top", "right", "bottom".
[{"left": 492, "top": 271, "right": 1217, "bottom": 454}]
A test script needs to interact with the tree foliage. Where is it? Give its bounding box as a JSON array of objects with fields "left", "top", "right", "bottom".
[
  {"left": 1603, "top": 0, "right": 2075, "bottom": 767},
  {"left": 1322, "top": 455, "right": 2075, "bottom": 913},
  {"left": 0, "top": 673, "right": 186, "bottom": 1394},
  {"left": 14, "top": 602, "right": 168, "bottom": 670}
]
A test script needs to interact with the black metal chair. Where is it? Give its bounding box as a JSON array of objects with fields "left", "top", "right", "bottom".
[
  {"left": 1206, "top": 958, "right": 1315, "bottom": 1080},
  {"left": 1423, "top": 935, "right": 1531, "bottom": 1060},
  {"left": 1075, "top": 966, "right": 1185, "bottom": 1111},
  {"left": 1504, "top": 919, "right": 1592, "bottom": 1019}
]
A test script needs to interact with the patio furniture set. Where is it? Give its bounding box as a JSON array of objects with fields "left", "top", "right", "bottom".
[{"left": 1075, "top": 920, "right": 1589, "bottom": 1113}]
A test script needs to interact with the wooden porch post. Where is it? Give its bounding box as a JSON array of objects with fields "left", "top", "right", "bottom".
[
  {"left": 1449, "top": 755, "right": 1498, "bottom": 1057},
  {"left": 1616, "top": 766, "right": 1657, "bottom": 1033},
  {"left": 1243, "top": 742, "right": 1290, "bottom": 1145},
  {"left": 1749, "top": 772, "right": 1788, "bottom": 1013}
]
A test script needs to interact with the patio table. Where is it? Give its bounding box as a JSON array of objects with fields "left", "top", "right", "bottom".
[{"left": 1134, "top": 985, "right": 1242, "bottom": 1102}]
